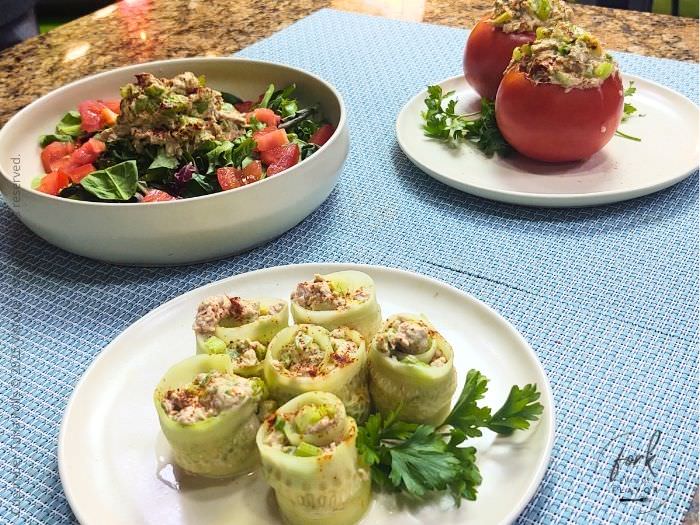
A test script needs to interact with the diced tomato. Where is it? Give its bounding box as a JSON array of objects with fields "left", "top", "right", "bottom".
[
  {"left": 309, "top": 124, "right": 335, "bottom": 147},
  {"left": 70, "top": 138, "right": 106, "bottom": 166},
  {"left": 100, "top": 106, "right": 118, "bottom": 126},
  {"left": 247, "top": 108, "right": 280, "bottom": 128},
  {"left": 41, "top": 141, "right": 75, "bottom": 173},
  {"left": 62, "top": 163, "right": 95, "bottom": 184},
  {"left": 99, "top": 99, "right": 121, "bottom": 114},
  {"left": 253, "top": 128, "right": 288, "bottom": 152},
  {"left": 37, "top": 171, "right": 71, "bottom": 196},
  {"left": 234, "top": 101, "right": 254, "bottom": 113},
  {"left": 79, "top": 100, "right": 107, "bottom": 132},
  {"left": 217, "top": 161, "right": 264, "bottom": 191},
  {"left": 266, "top": 144, "right": 300, "bottom": 177},
  {"left": 142, "top": 189, "right": 177, "bottom": 202}
]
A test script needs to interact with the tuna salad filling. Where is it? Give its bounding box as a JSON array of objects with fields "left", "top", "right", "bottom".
[
  {"left": 264, "top": 399, "right": 347, "bottom": 456},
  {"left": 490, "top": 0, "right": 571, "bottom": 34},
  {"left": 291, "top": 274, "right": 369, "bottom": 311},
  {"left": 99, "top": 72, "right": 245, "bottom": 156},
  {"left": 508, "top": 23, "right": 617, "bottom": 89},
  {"left": 193, "top": 296, "right": 263, "bottom": 334},
  {"left": 161, "top": 371, "right": 256, "bottom": 425},
  {"left": 274, "top": 327, "right": 360, "bottom": 377},
  {"left": 226, "top": 339, "right": 267, "bottom": 369},
  {"left": 374, "top": 317, "right": 447, "bottom": 367}
]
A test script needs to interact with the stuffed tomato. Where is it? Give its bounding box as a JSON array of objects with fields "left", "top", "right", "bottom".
[
  {"left": 464, "top": 0, "right": 571, "bottom": 99},
  {"left": 495, "top": 24, "right": 624, "bottom": 162}
]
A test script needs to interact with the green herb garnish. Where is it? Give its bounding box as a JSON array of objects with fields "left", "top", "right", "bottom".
[
  {"left": 422, "top": 85, "right": 510, "bottom": 157},
  {"left": 616, "top": 81, "right": 642, "bottom": 141},
  {"left": 356, "top": 369, "right": 544, "bottom": 504}
]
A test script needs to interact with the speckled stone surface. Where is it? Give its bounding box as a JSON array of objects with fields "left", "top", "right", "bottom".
[{"left": 0, "top": 0, "right": 697, "bottom": 128}]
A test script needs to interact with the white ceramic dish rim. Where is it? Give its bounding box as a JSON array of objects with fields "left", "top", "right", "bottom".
[
  {"left": 396, "top": 73, "right": 699, "bottom": 205},
  {"left": 57, "top": 262, "right": 556, "bottom": 525},
  {"left": 0, "top": 57, "right": 347, "bottom": 207}
]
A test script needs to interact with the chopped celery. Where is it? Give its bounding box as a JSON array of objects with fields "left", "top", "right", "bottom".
[
  {"left": 204, "top": 335, "right": 227, "bottom": 354},
  {"left": 295, "top": 441, "right": 323, "bottom": 457}
]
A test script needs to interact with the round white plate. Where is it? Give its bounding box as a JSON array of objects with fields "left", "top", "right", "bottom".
[
  {"left": 59, "top": 263, "right": 555, "bottom": 525},
  {"left": 396, "top": 74, "right": 699, "bottom": 207}
]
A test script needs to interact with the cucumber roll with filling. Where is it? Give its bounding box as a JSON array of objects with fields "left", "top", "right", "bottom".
[
  {"left": 368, "top": 313, "right": 457, "bottom": 425},
  {"left": 194, "top": 296, "right": 289, "bottom": 377},
  {"left": 257, "top": 391, "right": 371, "bottom": 525},
  {"left": 290, "top": 271, "right": 381, "bottom": 341},
  {"left": 154, "top": 354, "right": 271, "bottom": 477},
  {"left": 264, "top": 324, "right": 370, "bottom": 422}
]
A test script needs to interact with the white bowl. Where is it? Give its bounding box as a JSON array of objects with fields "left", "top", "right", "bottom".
[{"left": 0, "top": 58, "right": 348, "bottom": 265}]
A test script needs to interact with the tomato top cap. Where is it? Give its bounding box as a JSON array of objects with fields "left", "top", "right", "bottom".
[
  {"left": 489, "top": 0, "right": 571, "bottom": 34},
  {"left": 506, "top": 23, "right": 618, "bottom": 89}
]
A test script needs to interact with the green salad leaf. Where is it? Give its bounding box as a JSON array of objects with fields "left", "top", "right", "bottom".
[
  {"left": 38, "top": 134, "right": 74, "bottom": 148},
  {"left": 80, "top": 160, "right": 138, "bottom": 201},
  {"left": 269, "top": 84, "right": 299, "bottom": 119},
  {"left": 55, "top": 110, "right": 83, "bottom": 137},
  {"left": 257, "top": 84, "right": 275, "bottom": 109}
]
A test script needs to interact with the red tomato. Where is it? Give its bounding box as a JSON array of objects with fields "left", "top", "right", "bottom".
[
  {"left": 98, "top": 99, "right": 121, "bottom": 114},
  {"left": 248, "top": 108, "right": 281, "bottom": 128},
  {"left": 70, "top": 138, "right": 106, "bottom": 166},
  {"left": 62, "top": 163, "right": 96, "bottom": 183},
  {"left": 234, "top": 101, "right": 254, "bottom": 113},
  {"left": 217, "top": 161, "right": 263, "bottom": 191},
  {"left": 495, "top": 71, "right": 624, "bottom": 162},
  {"left": 78, "top": 100, "right": 107, "bottom": 132},
  {"left": 41, "top": 141, "right": 75, "bottom": 173},
  {"left": 37, "top": 171, "right": 70, "bottom": 196},
  {"left": 266, "top": 144, "right": 300, "bottom": 177},
  {"left": 309, "top": 124, "right": 335, "bottom": 146},
  {"left": 253, "top": 129, "right": 289, "bottom": 152},
  {"left": 142, "top": 189, "right": 177, "bottom": 202},
  {"left": 464, "top": 19, "right": 534, "bottom": 100}
]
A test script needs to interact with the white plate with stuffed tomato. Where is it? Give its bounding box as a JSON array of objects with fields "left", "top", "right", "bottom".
[{"left": 397, "top": 71, "right": 698, "bottom": 208}]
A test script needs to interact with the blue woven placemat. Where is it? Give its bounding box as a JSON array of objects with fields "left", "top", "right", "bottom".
[{"left": 1, "top": 8, "right": 698, "bottom": 525}]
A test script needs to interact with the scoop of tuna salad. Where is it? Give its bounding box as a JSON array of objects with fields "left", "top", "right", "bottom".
[
  {"left": 161, "top": 370, "right": 260, "bottom": 425},
  {"left": 99, "top": 72, "right": 245, "bottom": 156},
  {"left": 508, "top": 23, "right": 617, "bottom": 89},
  {"left": 373, "top": 315, "right": 447, "bottom": 367},
  {"left": 291, "top": 274, "right": 369, "bottom": 311},
  {"left": 193, "top": 296, "right": 261, "bottom": 335},
  {"left": 490, "top": 0, "right": 571, "bottom": 34}
]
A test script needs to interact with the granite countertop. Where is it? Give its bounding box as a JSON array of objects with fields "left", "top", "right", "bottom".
[{"left": 0, "top": 0, "right": 697, "bottom": 127}]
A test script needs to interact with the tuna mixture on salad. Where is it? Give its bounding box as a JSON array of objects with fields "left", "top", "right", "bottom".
[{"left": 35, "top": 72, "right": 335, "bottom": 202}]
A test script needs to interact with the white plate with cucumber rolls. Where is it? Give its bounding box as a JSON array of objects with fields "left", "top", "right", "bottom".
[{"left": 59, "top": 263, "right": 555, "bottom": 525}]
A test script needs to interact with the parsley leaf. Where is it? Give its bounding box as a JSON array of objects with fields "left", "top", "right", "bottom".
[
  {"left": 357, "top": 369, "right": 544, "bottom": 506},
  {"left": 388, "top": 425, "right": 462, "bottom": 496},
  {"left": 616, "top": 81, "right": 642, "bottom": 141},
  {"left": 445, "top": 369, "right": 492, "bottom": 441},
  {"left": 422, "top": 85, "right": 510, "bottom": 157},
  {"left": 488, "top": 384, "right": 544, "bottom": 435}
]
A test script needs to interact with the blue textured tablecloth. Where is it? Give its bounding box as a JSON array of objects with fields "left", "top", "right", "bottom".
[{"left": 1, "top": 8, "right": 698, "bottom": 525}]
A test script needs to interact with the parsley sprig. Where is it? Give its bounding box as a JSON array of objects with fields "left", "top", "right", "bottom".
[
  {"left": 422, "top": 85, "right": 510, "bottom": 157},
  {"left": 615, "top": 81, "right": 642, "bottom": 142},
  {"left": 357, "top": 369, "right": 544, "bottom": 504}
]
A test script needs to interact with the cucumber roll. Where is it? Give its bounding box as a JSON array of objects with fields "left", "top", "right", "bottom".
[
  {"left": 290, "top": 271, "right": 381, "bottom": 341},
  {"left": 257, "top": 391, "right": 371, "bottom": 525},
  {"left": 194, "top": 296, "right": 289, "bottom": 377},
  {"left": 368, "top": 313, "right": 457, "bottom": 425},
  {"left": 264, "top": 324, "right": 370, "bottom": 422},
  {"left": 154, "top": 354, "right": 270, "bottom": 478}
]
